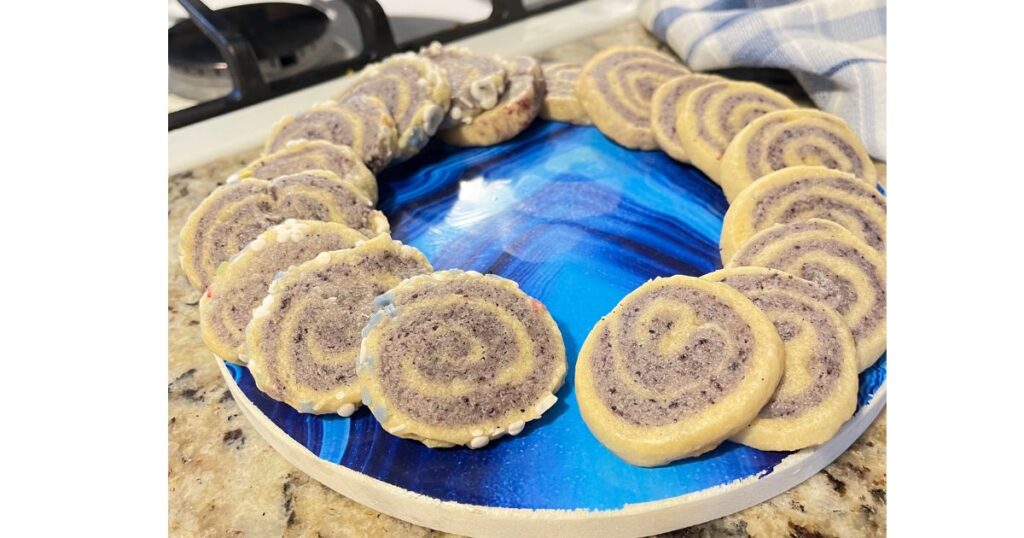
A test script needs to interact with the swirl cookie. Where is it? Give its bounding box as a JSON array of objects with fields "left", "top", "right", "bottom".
[
  {"left": 263, "top": 96, "right": 398, "bottom": 173},
  {"left": 358, "top": 270, "right": 567, "bottom": 448},
  {"left": 575, "top": 275, "right": 785, "bottom": 466},
  {"left": 199, "top": 220, "right": 366, "bottom": 364},
  {"left": 233, "top": 139, "right": 378, "bottom": 204},
  {"left": 334, "top": 52, "right": 451, "bottom": 161},
  {"left": 650, "top": 74, "right": 723, "bottom": 163},
  {"left": 720, "top": 166, "right": 887, "bottom": 263},
  {"left": 420, "top": 42, "right": 510, "bottom": 127},
  {"left": 719, "top": 108, "right": 878, "bottom": 202},
  {"left": 703, "top": 267, "right": 858, "bottom": 451},
  {"left": 727, "top": 219, "right": 886, "bottom": 372},
  {"left": 676, "top": 81, "right": 797, "bottom": 184},
  {"left": 539, "top": 62, "right": 590, "bottom": 125},
  {"left": 245, "top": 235, "right": 433, "bottom": 415},
  {"left": 575, "top": 46, "right": 690, "bottom": 150},
  {"left": 179, "top": 170, "right": 389, "bottom": 290},
  {"left": 440, "top": 56, "right": 545, "bottom": 147}
]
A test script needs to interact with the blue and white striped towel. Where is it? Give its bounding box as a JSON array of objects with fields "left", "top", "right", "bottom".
[{"left": 639, "top": 0, "right": 886, "bottom": 160}]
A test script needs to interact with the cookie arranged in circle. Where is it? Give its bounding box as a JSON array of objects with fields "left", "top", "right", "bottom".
[
  {"left": 358, "top": 270, "right": 566, "bottom": 448},
  {"left": 650, "top": 74, "right": 723, "bottom": 163},
  {"left": 233, "top": 139, "right": 378, "bottom": 204},
  {"left": 719, "top": 108, "right": 878, "bottom": 202},
  {"left": 179, "top": 170, "right": 389, "bottom": 290},
  {"left": 720, "top": 166, "right": 887, "bottom": 263},
  {"left": 727, "top": 219, "right": 886, "bottom": 371},
  {"left": 703, "top": 267, "right": 859, "bottom": 451},
  {"left": 440, "top": 56, "right": 545, "bottom": 147},
  {"left": 334, "top": 52, "right": 451, "bottom": 161},
  {"left": 676, "top": 81, "right": 797, "bottom": 184},
  {"left": 420, "top": 42, "right": 511, "bottom": 127},
  {"left": 539, "top": 62, "right": 590, "bottom": 125},
  {"left": 245, "top": 234, "right": 433, "bottom": 415},
  {"left": 200, "top": 220, "right": 366, "bottom": 364},
  {"left": 575, "top": 275, "right": 785, "bottom": 466},
  {"left": 575, "top": 46, "right": 690, "bottom": 150},
  {"left": 264, "top": 96, "right": 398, "bottom": 173}
]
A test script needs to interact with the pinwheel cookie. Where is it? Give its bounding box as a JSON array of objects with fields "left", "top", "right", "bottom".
[
  {"left": 244, "top": 234, "right": 433, "bottom": 415},
  {"left": 649, "top": 74, "right": 723, "bottom": 163},
  {"left": 539, "top": 62, "right": 590, "bottom": 125},
  {"left": 420, "top": 42, "right": 510, "bottom": 127},
  {"left": 233, "top": 139, "right": 378, "bottom": 204},
  {"left": 575, "top": 275, "right": 784, "bottom": 466},
  {"left": 440, "top": 56, "right": 545, "bottom": 147},
  {"left": 358, "top": 270, "right": 567, "bottom": 448}
]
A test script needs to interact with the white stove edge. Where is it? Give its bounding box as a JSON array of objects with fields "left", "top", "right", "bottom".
[{"left": 168, "top": 0, "right": 639, "bottom": 175}]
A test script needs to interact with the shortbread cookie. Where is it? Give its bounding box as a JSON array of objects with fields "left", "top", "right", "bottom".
[
  {"left": 420, "top": 42, "right": 510, "bottom": 127},
  {"left": 440, "top": 56, "right": 545, "bottom": 147},
  {"left": 719, "top": 108, "right": 878, "bottom": 202},
  {"left": 720, "top": 166, "right": 887, "bottom": 263},
  {"left": 650, "top": 74, "right": 723, "bottom": 163},
  {"left": 727, "top": 219, "right": 886, "bottom": 371},
  {"left": 575, "top": 275, "right": 784, "bottom": 466},
  {"left": 703, "top": 267, "right": 858, "bottom": 451},
  {"left": 245, "top": 235, "right": 433, "bottom": 415},
  {"left": 263, "top": 96, "right": 398, "bottom": 173},
  {"left": 539, "top": 62, "right": 590, "bottom": 125},
  {"left": 358, "top": 270, "right": 567, "bottom": 448},
  {"left": 676, "top": 81, "right": 797, "bottom": 184},
  {"left": 179, "top": 170, "right": 389, "bottom": 290},
  {"left": 334, "top": 52, "right": 451, "bottom": 161},
  {"left": 200, "top": 220, "right": 366, "bottom": 364},
  {"left": 233, "top": 140, "right": 378, "bottom": 204},
  {"left": 575, "top": 46, "right": 690, "bottom": 150}
]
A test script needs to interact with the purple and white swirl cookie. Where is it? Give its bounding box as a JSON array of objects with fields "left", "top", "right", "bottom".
[
  {"left": 719, "top": 108, "right": 878, "bottom": 202},
  {"left": 676, "top": 81, "right": 797, "bottom": 185},
  {"left": 420, "top": 42, "right": 511, "bottom": 127},
  {"left": 539, "top": 62, "right": 590, "bottom": 125},
  {"left": 179, "top": 170, "right": 389, "bottom": 290},
  {"left": 358, "top": 270, "right": 567, "bottom": 448},
  {"left": 233, "top": 139, "right": 378, "bottom": 204},
  {"left": 726, "top": 219, "right": 886, "bottom": 372},
  {"left": 703, "top": 267, "right": 859, "bottom": 451},
  {"left": 245, "top": 235, "right": 433, "bottom": 415},
  {"left": 439, "top": 56, "right": 545, "bottom": 147},
  {"left": 575, "top": 275, "right": 784, "bottom": 466},
  {"left": 720, "top": 166, "right": 887, "bottom": 263},
  {"left": 333, "top": 52, "right": 451, "bottom": 161},
  {"left": 199, "top": 220, "right": 366, "bottom": 364},
  {"left": 264, "top": 96, "right": 398, "bottom": 173},
  {"left": 649, "top": 74, "right": 724, "bottom": 163},
  {"left": 575, "top": 46, "right": 690, "bottom": 150}
]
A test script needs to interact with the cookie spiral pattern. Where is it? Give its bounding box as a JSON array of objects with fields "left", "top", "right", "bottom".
[
  {"left": 245, "top": 234, "right": 433, "bottom": 415},
  {"left": 575, "top": 46, "right": 690, "bottom": 150},
  {"left": 720, "top": 166, "right": 887, "bottom": 263},
  {"left": 575, "top": 275, "right": 784, "bottom": 467},
  {"left": 179, "top": 170, "right": 389, "bottom": 290},
  {"left": 727, "top": 219, "right": 886, "bottom": 372},
  {"left": 719, "top": 108, "right": 878, "bottom": 202},
  {"left": 440, "top": 56, "right": 545, "bottom": 147},
  {"left": 703, "top": 267, "right": 858, "bottom": 451},
  {"left": 233, "top": 139, "right": 378, "bottom": 203},
  {"left": 199, "top": 220, "right": 366, "bottom": 364},
  {"left": 333, "top": 52, "right": 451, "bottom": 161},
  {"left": 263, "top": 96, "right": 398, "bottom": 173},
  {"left": 420, "top": 42, "right": 510, "bottom": 127},
  {"left": 650, "top": 74, "right": 723, "bottom": 163},
  {"left": 676, "top": 81, "right": 797, "bottom": 184},
  {"left": 539, "top": 62, "right": 590, "bottom": 125}
]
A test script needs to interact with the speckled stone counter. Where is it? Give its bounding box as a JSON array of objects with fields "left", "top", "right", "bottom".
[{"left": 168, "top": 22, "right": 886, "bottom": 538}]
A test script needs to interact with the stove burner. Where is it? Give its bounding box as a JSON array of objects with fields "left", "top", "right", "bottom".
[{"left": 169, "top": 3, "right": 332, "bottom": 101}]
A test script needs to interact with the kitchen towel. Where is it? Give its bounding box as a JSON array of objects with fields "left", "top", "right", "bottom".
[{"left": 638, "top": 0, "right": 886, "bottom": 160}]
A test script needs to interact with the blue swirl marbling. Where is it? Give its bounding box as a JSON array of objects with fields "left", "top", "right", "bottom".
[{"left": 226, "top": 120, "right": 887, "bottom": 511}]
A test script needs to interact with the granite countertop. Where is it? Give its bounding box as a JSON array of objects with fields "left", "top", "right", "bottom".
[{"left": 168, "top": 22, "right": 886, "bottom": 538}]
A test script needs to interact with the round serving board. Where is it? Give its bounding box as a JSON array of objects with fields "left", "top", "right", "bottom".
[{"left": 218, "top": 120, "right": 887, "bottom": 538}]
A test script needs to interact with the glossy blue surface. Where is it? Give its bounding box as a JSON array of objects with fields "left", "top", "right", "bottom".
[{"left": 227, "top": 120, "right": 887, "bottom": 510}]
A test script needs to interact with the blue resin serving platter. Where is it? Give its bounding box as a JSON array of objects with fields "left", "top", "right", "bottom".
[{"left": 217, "top": 120, "right": 887, "bottom": 537}]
